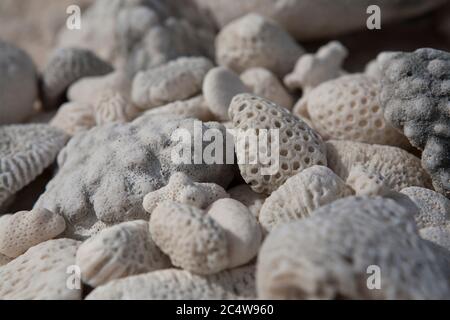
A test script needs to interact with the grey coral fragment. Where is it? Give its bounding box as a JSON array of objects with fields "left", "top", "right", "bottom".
[
  {"left": 0, "top": 40, "right": 38, "bottom": 124},
  {"left": 378, "top": 48, "right": 450, "bottom": 198},
  {"left": 41, "top": 47, "right": 113, "bottom": 110},
  {"left": 257, "top": 196, "right": 450, "bottom": 299},
  {"left": 34, "top": 115, "right": 235, "bottom": 239}
]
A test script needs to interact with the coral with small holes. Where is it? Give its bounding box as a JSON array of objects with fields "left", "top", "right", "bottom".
[
  {"left": 326, "top": 140, "right": 432, "bottom": 191},
  {"left": 229, "top": 93, "right": 327, "bottom": 194},
  {"left": 298, "top": 74, "right": 409, "bottom": 147},
  {"left": 0, "top": 208, "right": 66, "bottom": 258},
  {"left": 76, "top": 220, "right": 170, "bottom": 287}
]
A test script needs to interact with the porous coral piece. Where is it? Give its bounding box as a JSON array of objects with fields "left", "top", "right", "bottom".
[
  {"left": 93, "top": 89, "right": 140, "bottom": 125},
  {"left": 0, "top": 40, "right": 37, "bottom": 124},
  {"left": 76, "top": 220, "right": 170, "bottom": 287},
  {"left": 86, "top": 265, "right": 256, "bottom": 300},
  {"left": 34, "top": 116, "right": 235, "bottom": 240},
  {"left": 257, "top": 196, "right": 450, "bottom": 299},
  {"left": 326, "top": 140, "right": 432, "bottom": 191},
  {"left": 259, "top": 166, "right": 353, "bottom": 233},
  {"left": 0, "top": 208, "right": 65, "bottom": 258},
  {"left": 50, "top": 101, "right": 96, "bottom": 136},
  {"left": 346, "top": 164, "right": 392, "bottom": 197},
  {"left": 297, "top": 74, "right": 409, "bottom": 147},
  {"left": 229, "top": 93, "right": 327, "bottom": 194},
  {"left": 0, "top": 124, "right": 68, "bottom": 208},
  {"left": 284, "top": 41, "right": 347, "bottom": 93},
  {"left": 400, "top": 186, "right": 450, "bottom": 229},
  {"left": 149, "top": 201, "right": 229, "bottom": 275},
  {"left": 142, "top": 95, "right": 214, "bottom": 122},
  {"left": 378, "top": 48, "right": 450, "bottom": 198},
  {"left": 0, "top": 239, "right": 81, "bottom": 300},
  {"left": 240, "top": 67, "right": 293, "bottom": 110},
  {"left": 40, "top": 47, "right": 113, "bottom": 110},
  {"left": 132, "top": 56, "right": 213, "bottom": 109},
  {"left": 143, "top": 172, "right": 229, "bottom": 215},
  {"left": 208, "top": 199, "right": 262, "bottom": 268},
  {"left": 67, "top": 70, "right": 132, "bottom": 106},
  {"left": 203, "top": 67, "right": 249, "bottom": 121},
  {"left": 215, "top": 13, "right": 304, "bottom": 77},
  {"left": 228, "top": 184, "right": 267, "bottom": 218}
]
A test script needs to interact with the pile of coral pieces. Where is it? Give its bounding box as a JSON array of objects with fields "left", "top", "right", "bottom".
[{"left": 1, "top": 0, "right": 450, "bottom": 300}]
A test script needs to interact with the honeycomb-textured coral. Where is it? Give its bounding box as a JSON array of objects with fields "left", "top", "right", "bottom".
[
  {"left": 86, "top": 265, "right": 256, "bottom": 300},
  {"left": 259, "top": 166, "right": 353, "bottom": 232},
  {"left": 0, "top": 239, "right": 81, "bottom": 300},
  {"left": 132, "top": 56, "right": 213, "bottom": 109},
  {"left": 34, "top": 116, "right": 235, "bottom": 240},
  {"left": 149, "top": 201, "right": 229, "bottom": 275},
  {"left": 0, "top": 40, "right": 37, "bottom": 124},
  {"left": 240, "top": 67, "right": 293, "bottom": 110},
  {"left": 0, "top": 124, "right": 68, "bottom": 208},
  {"left": 93, "top": 90, "right": 140, "bottom": 125},
  {"left": 378, "top": 48, "right": 450, "bottom": 198},
  {"left": 208, "top": 198, "right": 262, "bottom": 268},
  {"left": 346, "top": 164, "right": 392, "bottom": 196},
  {"left": 76, "top": 220, "right": 170, "bottom": 287},
  {"left": 400, "top": 186, "right": 450, "bottom": 229},
  {"left": 284, "top": 41, "right": 347, "bottom": 93},
  {"left": 257, "top": 196, "right": 450, "bottom": 299},
  {"left": 50, "top": 101, "right": 96, "bottom": 136},
  {"left": 299, "top": 74, "right": 409, "bottom": 147},
  {"left": 326, "top": 140, "right": 432, "bottom": 191},
  {"left": 143, "top": 172, "right": 229, "bottom": 214},
  {"left": 229, "top": 93, "right": 327, "bottom": 194},
  {"left": 215, "top": 13, "right": 304, "bottom": 77},
  {"left": 142, "top": 95, "right": 214, "bottom": 121},
  {"left": 41, "top": 48, "right": 113, "bottom": 110},
  {"left": 228, "top": 184, "right": 267, "bottom": 218},
  {"left": 203, "top": 66, "right": 249, "bottom": 121},
  {"left": 0, "top": 208, "right": 65, "bottom": 258}
]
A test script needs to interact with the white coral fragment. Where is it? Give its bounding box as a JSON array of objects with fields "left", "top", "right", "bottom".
[
  {"left": 86, "top": 265, "right": 256, "bottom": 300},
  {"left": 132, "top": 56, "right": 213, "bottom": 109},
  {"left": 76, "top": 220, "right": 170, "bottom": 287},
  {"left": 143, "top": 172, "right": 229, "bottom": 215},
  {"left": 241, "top": 67, "right": 293, "bottom": 110},
  {"left": 216, "top": 13, "right": 304, "bottom": 77},
  {"left": 259, "top": 166, "right": 353, "bottom": 232},
  {"left": 285, "top": 41, "right": 347, "bottom": 93},
  {"left": 0, "top": 239, "right": 81, "bottom": 300},
  {"left": 0, "top": 208, "right": 65, "bottom": 258}
]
